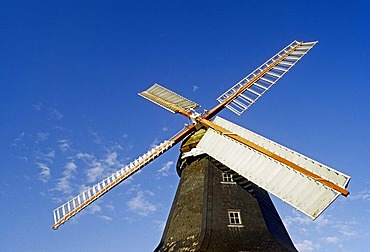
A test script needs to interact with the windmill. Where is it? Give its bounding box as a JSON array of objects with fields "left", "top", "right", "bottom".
[{"left": 52, "top": 40, "right": 350, "bottom": 251}]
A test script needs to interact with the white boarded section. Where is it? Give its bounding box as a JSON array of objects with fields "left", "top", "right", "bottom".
[
  {"left": 197, "top": 116, "right": 350, "bottom": 219},
  {"left": 139, "top": 83, "right": 200, "bottom": 113}
]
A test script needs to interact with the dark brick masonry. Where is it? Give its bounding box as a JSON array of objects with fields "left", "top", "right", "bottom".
[{"left": 154, "top": 155, "right": 297, "bottom": 252}]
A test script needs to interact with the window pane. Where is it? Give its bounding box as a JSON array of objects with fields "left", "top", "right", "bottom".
[
  {"left": 222, "top": 173, "right": 233, "bottom": 182},
  {"left": 228, "top": 211, "right": 242, "bottom": 225}
]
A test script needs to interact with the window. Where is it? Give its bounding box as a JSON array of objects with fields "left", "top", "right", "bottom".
[
  {"left": 228, "top": 210, "right": 243, "bottom": 227},
  {"left": 221, "top": 172, "right": 235, "bottom": 184}
]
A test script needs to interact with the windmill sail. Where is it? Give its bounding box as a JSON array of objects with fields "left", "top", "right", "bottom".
[
  {"left": 52, "top": 139, "right": 175, "bottom": 230},
  {"left": 139, "top": 83, "right": 200, "bottom": 114},
  {"left": 212, "top": 41, "right": 317, "bottom": 116},
  {"left": 197, "top": 116, "right": 350, "bottom": 219}
]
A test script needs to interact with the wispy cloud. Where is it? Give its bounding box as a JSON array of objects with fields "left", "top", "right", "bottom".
[
  {"left": 51, "top": 109, "right": 63, "bottom": 120},
  {"left": 78, "top": 184, "right": 90, "bottom": 193},
  {"left": 37, "top": 132, "right": 49, "bottom": 142},
  {"left": 286, "top": 211, "right": 333, "bottom": 234},
  {"left": 36, "top": 150, "right": 55, "bottom": 161},
  {"left": 285, "top": 208, "right": 360, "bottom": 252},
  {"left": 58, "top": 139, "right": 71, "bottom": 152},
  {"left": 75, "top": 152, "right": 102, "bottom": 183},
  {"left": 127, "top": 191, "right": 156, "bottom": 216},
  {"left": 157, "top": 161, "right": 174, "bottom": 177},
  {"left": 12, "top": 132, "right": 26, "bottom": 144},
  {"left": 99, "top": 215, "right": 112, "bottom": 222},
  {"left": 79, "top": 150, "right": 122, "bottom": 183},
  {"left": 150, "top": 138, "right": 160, "bottom": 148},
  {"left": 73, "top": 145, "right": 129, "bottom": 191},
  {"left": 154, "top": 220, "right": 166, "bottom": 231},
  {"left": 15, "top": 116, "right": 132, "bottom": 221},
  {"left": 349, "top": 189, "right": 370, "bottom": 201},
  {"left": 86, "top": 160, "right": 104, "bottom": 183},
  {"left": 105, "top": 152, "right": 117, "bottom": 166},
  {"left": 295, "top": 240, "right": 316, "bottom": 252},
  {"left": 34, "top": 150, "right": 55, "bottom": 182},
  {"left": 284, "top": 211, "right": 311, "bottom": 229},
  {"left": 11, "top": 132, "right": 30, "bottom": 149},
  {"left": 322, "top": 236, "right": 339, "bottom": 244},
  {"left": 90, "top": 131, "right": 103, "bottom": 144},
  {"left": 36, "top": 162, "right": 51, "bottom": 182},
  {"left": 32, "top": 101, "right": 42, "bottom": 111},
  {"left": 105, "top": 204, "right": 115, "bottom": 211},
  {"left": 86, "top": 203, "right": 102, "bottom": 214},
  {"left": 54, "top": 162, "right": 77, "bottom": 194},
  {"left": 76, "top": 152, "right": 94, "bottom": 160},
  {"left": 335, "top": 220, "right": 357, "bottom": 237}
]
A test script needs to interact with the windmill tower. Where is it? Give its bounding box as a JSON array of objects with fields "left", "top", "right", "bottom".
[
  {"left": 51, "top": 40, "right": 350, "bottom": 251},
  {"left": 154, "top": 131, "right": 298, "bottom": 251}
]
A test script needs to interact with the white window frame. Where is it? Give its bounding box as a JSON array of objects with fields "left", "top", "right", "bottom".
[
  {"left": 221, "top": 172, "right": 236, "bottom": 184},
  {"left": 227, "top": 210, "right": 244, "bottom": 227}
]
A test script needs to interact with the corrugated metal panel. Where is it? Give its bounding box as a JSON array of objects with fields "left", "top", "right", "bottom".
[
  {"left": 139, "top": 83, "right": 200, "bottom": 113},
  {"left": 197, "top": 116, "right": 350, "bottom": 219}
]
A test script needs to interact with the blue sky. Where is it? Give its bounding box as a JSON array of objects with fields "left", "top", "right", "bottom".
[{"left": 1, "top": 1, "right": 369, "bottom": 251}]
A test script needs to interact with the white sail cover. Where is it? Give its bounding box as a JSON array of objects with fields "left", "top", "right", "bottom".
[
  {"left": 197, "top": 116, "right": 350, "bottom": 219},
  {"left": 139, "top": 83, "right": 200, "bottom": 113}
]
